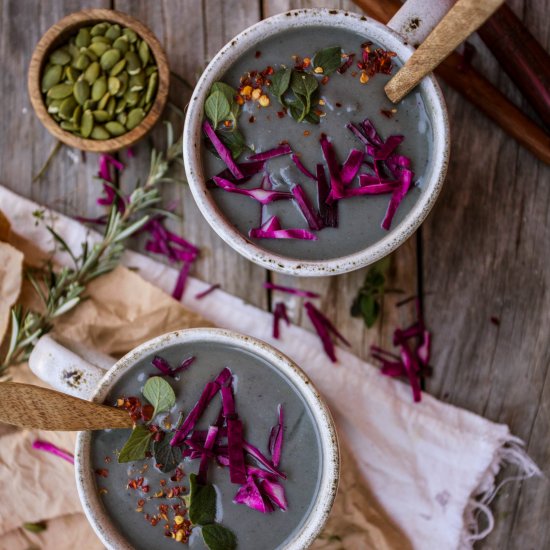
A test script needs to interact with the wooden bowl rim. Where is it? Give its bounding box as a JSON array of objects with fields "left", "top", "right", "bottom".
[{"left": 27, "top": 8, "right": 170, "bottom": 153}]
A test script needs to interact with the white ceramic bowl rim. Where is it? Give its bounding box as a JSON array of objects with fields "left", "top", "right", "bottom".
[
  {"left": 75, "top": 328, "right": 340, "bottom": 550},
  {"left": 183, "top": 8, "right": 449, "bottom": 277}
]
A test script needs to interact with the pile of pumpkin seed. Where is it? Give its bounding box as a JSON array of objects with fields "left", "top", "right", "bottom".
[{"left": 41, "top": 21, "right": 158, "bottom": 140}]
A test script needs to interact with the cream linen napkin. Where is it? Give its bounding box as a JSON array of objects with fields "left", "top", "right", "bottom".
[{"left": 0, "top": 185, "right": 540, "bottom": 549}]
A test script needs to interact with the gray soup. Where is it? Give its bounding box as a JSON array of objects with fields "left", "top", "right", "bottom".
[
  {"left": 202, "top": 26, "right": 433, "bottom": 261},
  {"left": 91, "top": 341, "right": 322, "bottom": 550}
]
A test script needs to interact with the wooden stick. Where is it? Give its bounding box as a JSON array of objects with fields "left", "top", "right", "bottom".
[
  {"left": 351, "top": 0, "right": 550, "bottom": 165},
  {"left": 385, "top": 0, "right": 505, "bottom": 103}
]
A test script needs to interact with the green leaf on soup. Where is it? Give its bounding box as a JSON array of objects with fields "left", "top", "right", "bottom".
[
  {"left": 188, "top": 473, "right": 217, "bottom": 525},
  {"left": 142, "top": 376, "right": 176, "bottom": 419},
  {"left": 118, "top": 425, "right": 153, "bottom": 463},
  {"left": 269, "top": 66, "right": 292, "bottom": 105},
  {"left": 312, "top": 46, "right": 343, "bottom": 76},
  {"left": 202, "top": 524, "right": 237, "bottom": 550},
  {"left": 205, "top": 90, "right": 231, "bottom": 129}
]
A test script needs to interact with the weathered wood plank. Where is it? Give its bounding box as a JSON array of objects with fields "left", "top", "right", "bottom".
[
  {"left": 262, "top": 0, "right": 419, "bottom": 362},
  {"left": 422, "top": 0, "right": 550, "bottom": 547},
  {"left": 114, "top": 0, "right": 268, "bottom": 308},
  {"left": 0, "top": 0, "right": 110, "bottom": 221}
]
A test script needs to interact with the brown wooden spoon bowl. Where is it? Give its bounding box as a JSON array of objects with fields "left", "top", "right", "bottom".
[{"left": 27, "top": 8, "right": 170, "bottom": 153}]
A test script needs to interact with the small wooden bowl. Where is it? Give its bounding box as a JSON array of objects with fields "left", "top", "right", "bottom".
[{"left": 28, "top": 9, "right": 170, "bottom": 153}]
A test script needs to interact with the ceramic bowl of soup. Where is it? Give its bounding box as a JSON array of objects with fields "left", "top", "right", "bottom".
[{"left": 183, "top": 8, "right": 449, "bottom": 276}]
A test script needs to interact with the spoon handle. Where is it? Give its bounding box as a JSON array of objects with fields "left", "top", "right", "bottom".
[
  {"left": 0, "top": 382, "right": 134, "bottom": 431},
  {"left": 385, "top": 0, "right": 505, "bottom": 103}
]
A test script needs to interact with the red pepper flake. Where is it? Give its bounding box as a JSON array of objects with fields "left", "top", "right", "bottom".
[
  {"left": 255, "top": 50, "right": 261, "bottom": 58},
  {"left": 303, "top": 130, "right": 310, "bottom": 137},
  {"left": 141, "top": 404, "right": 154, "bottom": 422},
  {"left": 249, "top": 115, "right": 255, "bottom": 123},
  {"left": 104, "top": 456, "right": 112, "bottom": 463},
  {"left": 351, "top": 71, "right": 357, "bottom": 77},
  {"left": 95, "top": 468, "right": 109, "bottom": 478},
  {"left": 170, "top": 467, "right": 185, "bottom": 482},
  {"left": 142, "top": 485, "right": 150, "bottom": 493},
  {"left": 321, "top": 76, "right": 329, "bottom": 85},
  {"left": 160, "top": 479, "right": 167, "bottom": 486},
  {"left": 138, "top": 499, "right": 145, "bottom": 507},
  {"left": 381, "top": 109, "right": 394, "bottom": 118},
  {"left": 277, "top": 111, "right": 285, "bottom": 119},
  {"left": 335, "top": 102, "right": 342, "bottom": 108}
]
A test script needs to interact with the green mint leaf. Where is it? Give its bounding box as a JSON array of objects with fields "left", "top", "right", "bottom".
[
  {"left": 269, "top": 67, "right": 292, "bottom": 105},
  {"left": 312, "top": 46, "right": 343, "bottom": 76},
  {"left": 219, "top": 128, "right": 249, "bottom": 159},
  {"left": 23, "top": 522, "right": 47, "bottom": 533},
  {"left": 118, "top": 425, "right": 153, "bottom": 463},
  {"left": 202, "top": 524, "right": 237, "bottom": 550},
  {"left": 142, "top": 376, "right": 176, "bottom": 419},
  {"left": 205, "top": 90, "right": 231, "bottom": 129},
  {"left": 153, "top": 435, "right": 183, "bottom": 473},
  {"left": 290, "top": 71, "right": 318, "bottom": 122},
  {"left": 360, "top": 294, "right": 380, "bottom": 328},
  {"left": 188, "top": 473, "right": 217, "bottom": 525},
  {"left": 210, "top": 82, "right": 237, "bottom": 106}
]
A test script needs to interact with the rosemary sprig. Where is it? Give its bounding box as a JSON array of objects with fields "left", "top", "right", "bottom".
[{"left": 0, "top": 123, "right": 183, "bottom": 377}]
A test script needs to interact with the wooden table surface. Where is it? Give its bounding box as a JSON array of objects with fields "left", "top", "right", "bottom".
[{"left": 1, "top": 0, "right": 548, "bottom": 548}]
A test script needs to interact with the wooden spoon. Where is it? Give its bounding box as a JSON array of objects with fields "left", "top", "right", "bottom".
[
  {"left": 0, "top": 382, "right": 133, "bottom": 431},
  {"left": 385, "top": 0, "right": 505, "bottom": 103}
]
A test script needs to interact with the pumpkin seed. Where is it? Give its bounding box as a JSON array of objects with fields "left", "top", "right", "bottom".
[
  {"left": 91, "top": 76, "right": 107, "bottom": 101},
  {"left": 47, "top": 99, "right": 62, "bottom": 114},
  {"left": 47, "top": 83, "right": 73, "bottom": 99},
  {"left": 72, "top": 104, "right": 82, "bottom": 126},
  {"left": 91, "top": 125, "right": 110, "bottom": 139},
  {"left": 82, "top": 99, "right": 95, "bottom": 110},
  {"left": 49, "top": 48, "right": 71, "bottom": 65},
  {"left": 129, "top": 72, "right": 145, "bottom": 92},
  {"left": 115, "top": 97, "right": 127, "bottom": 113},
  {"left": 59, "top": 96, "right": 77, "bottom": 120},
  {"left": 116, "top": 71, "right": 129, "bottom": 97},
  {"left": 116, "top": 112, "right": 127, "bottom": 125},
  {"left": 122, "top": 28, "right": 138, "bottom": 43},
  {"left": 98, "top": 92, "right": 111, "bottom": 111},
  {"left": 145, "top": 72, "right": 158, "bottom": 104},
  {"left": 92, "top": 109, "right": 110, "bottom": 122},
  {"left": 125, "top": 90, "right": 140, "bottom": 107},
  {"left": 105, "top": 24, "right": 121, "bottom": 41},
  {"left": 90, "top": 22, "right": 108, "bottom": 37},
  {"left": 60, "top": 120, "right": 78, "bottom": 131},
  {"left": 108, "top": 76, "right": 121, "bottom": 95},
  {"left": 74, "top": 52, "right": 90, "bottom": 71},
  {"left": 73, "top": 79, "right": 90, "bottom": 105},
  {"left": 67, "top": 43, "right": 80, "bottom": 63},
  {"left": 65, "top": 66, "right": 81, "bottom": 83},
  {"left": 83, "top": 61, "right": 100, "bottom": 84},
  {"left": 126, "top": 108, "right": 145, "bottom": 129},
  {"left": 112, "top": 36, "right": 129, "bottom": 54},
  {"left": 125, "top": 51, "right": 141, "bottom": 75},
  {"left": 41, "top": 64, "right": 63, "bottom": 92},
  {"left": 138, "top": 40, "right": 150, "bottom": 67},
  {"left": 81, "top": 109, "right": 94, "bottom": 137},
  {"left": 107, "top": 96, "right": 116, "bottom": 118},
  {"left": 109, "top": 58, "right": 126, "bottom": 77},
  {"left": 75, "top": 28, "right": 91, "bottom": 48},
  {"left": 88, "top": 42, "right": 110, "bottom": 58},
  {"left": 100, "top": 49, "right": 121, "bottom": 71},
  {"left": 83, "top": 47, "right": 98, "bottom": 61},
  {"left": 145, "top": 65, "right": 158, "bottom": 77},
  {"left": 105, "top": 120, "right": 126, "bottom": 136},
  {"left": 91, "top": 35, "right": 111, "bottom": 45}
]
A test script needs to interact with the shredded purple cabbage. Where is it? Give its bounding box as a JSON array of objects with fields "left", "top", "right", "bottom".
[
  {"left": 194, "top": 283, "right": 221, "bottom": 300},
  {"left": 381, "top": 169, "right": 413, "bottom": 230},
  {"left": 234, "top": 476, "right": 273, "bottom": 513},
  {"left": 213, "top": 176, "right": 292, "bottom": 205},
  {"left": 337, "top": 53, "right": 355, "bottom": 74},
  {"left": 340, "top": 149, "right": 364, "bottom": 185},
  {"left": 268, "top": 405, "right": 284, "bottom": 468},
  {"left": 272, "top": 302, "right": 290, "bottom": 339},
  {"left": 247, "top": 143, "right": 292, "bottom": 162},
  {"left": 259, "top": 478, "right": 288, "bottom": 511},
  {"left": 243, "top": 441, "right": 286, "bottom": 479},
  {"left": 32, "top": 440, "right": 74, "bottom": 464},
  {"left": 152, "top": 355, "right": 195, "bottom": 378},
  {"left": 263, "top": 282, "right": 320, "bottom": 298},
  {"left": 320, "top": 134, "right": 344, "bottom": 200},
  {"left": 214, "top": 160, "right": 266, "bottom": 183},
  {"left": 291, "top": 154, "right": 317, "bottom": 180},
  {"left": 291, "top": 184, "right": 324, "bottom": 231},
  {"left": 203, "top": 120, "right": 244, "bottom": 179},
  {"left": 316, "top": 164, "right": 338, "bottom": 228},
  {"left": 221, "top": 385, "right": 247, "bottom": 485},
  {"left": 198, "top": 425, "right": 219, "bottom": 484},
  {"left": 249, "top": 216, "right": 318, "bottom": 241}
]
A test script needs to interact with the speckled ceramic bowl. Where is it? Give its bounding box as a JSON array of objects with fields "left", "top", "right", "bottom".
[
  {"left": 183, "top": 8, "right": 449, "bottom": 277},
  {"left": 30, "top": 328, "right": 340, "bottom": 549}
]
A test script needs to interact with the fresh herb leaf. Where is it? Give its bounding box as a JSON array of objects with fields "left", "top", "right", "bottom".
[
  {"left": 142, "top": 376, "right": 176, "bottom": 419},
  {"left": 153, "top": 435, "right": 183, "bottom": 473},
  {"left": 210, "top": 82, "right": 237, "bottom": 105},
  {"left": 351, "top": 257, "right": 391, "bottom": 328},
  {"left": 202, "top": 524, "right": 237, "bottom": 550},
  {"left": 23, "top": 522, "right": 47, "bottom": 533},
  {"left": 270, "top": 67, "right": 292, "bottom": 105},
  {"left": 118, "top": 425, "right": 153, "bottom": 463},
  {"left": 312, "top": 46, "right": 343, "bottom": 76},
  {"left": 188, "top": 473, "right": 217, "bottom": 525},
  {"left": 290, "top": 71, "right": 319, "bottom": 122},
  {"left": 219, "top": 128, "right": 250, "bottom": 159},
  {"left": 205, "top": 90, "right": 231, "bottom": 129}
]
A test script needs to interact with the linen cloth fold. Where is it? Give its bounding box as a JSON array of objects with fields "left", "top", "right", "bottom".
[{"left": 0, "top": 185, "right": 540, "bottom": 550}]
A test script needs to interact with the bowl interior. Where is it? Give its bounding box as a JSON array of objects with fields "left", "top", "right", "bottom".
[
  {"left": 28, "top": 8, "right": 169, "bottom": 152},
  {"left": 183, "top": 8, "right": 449, "bottom": 276},
  {"left": 75, "top": 328, "right": 339, "bottom": 550}
]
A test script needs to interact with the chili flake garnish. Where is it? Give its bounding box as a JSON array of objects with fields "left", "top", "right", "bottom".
[{"left": 95, "top": 468, "right": 109, "bottom": 478}]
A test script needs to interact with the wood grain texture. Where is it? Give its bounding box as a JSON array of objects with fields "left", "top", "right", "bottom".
[
  {"left": 27, "top": 8, "right": 170, "bottom": 152},
  {"left": 385, "top": 0, "right": 505, "bottom": 103},
  {"left": 0, "top": 383, "right": 133, "bottom": 430}
]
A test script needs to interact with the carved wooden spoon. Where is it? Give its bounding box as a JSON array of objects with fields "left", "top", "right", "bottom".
[
  {"left": 0, "top": 382, "right": 133, "bottom": 430},
  {"left": 385, "top": 0, "right": 504, "bottom": 103}
]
